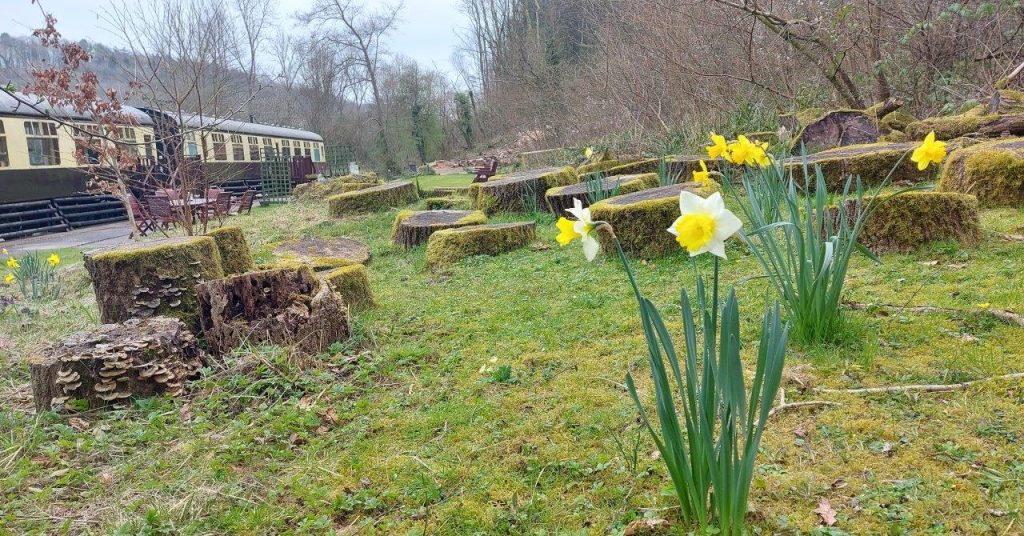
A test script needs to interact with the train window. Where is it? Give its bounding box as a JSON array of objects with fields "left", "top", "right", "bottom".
[
  {"left": 282, "top": 146, "right": 291, "bottom": 158},
  {"left": 144, "top": 135, "right": 154, "bottom": 159},
  {"left": 304, "top": 148, "right": 311, "bottom": 157},
  {"left": 262, "top": 142, "right": 274, "bottom": 159},
  {"left": 212, "top": 133, "right": 227, "bottom": 161},
  {"left": 185, "top": 132, "right": 199, "bottom": 157},
  {"left": 249, "top": 143, "right": 260, "bottom": 161},
  {"left": 24, "top": 121, "right": 61, "bottom": 166},
  {"left": 0, "top": 122, "right": 8, "bottom": 167},
  {"left": 313, "top": 146, "right": 321, "bottom": 161},
  {"left": 232, "top": 143, "right": 244, "bottom": 160}
]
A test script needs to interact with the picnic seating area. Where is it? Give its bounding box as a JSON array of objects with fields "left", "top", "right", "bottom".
[{"left": 129, "top": 187, "right": 256, "bottom": 236}]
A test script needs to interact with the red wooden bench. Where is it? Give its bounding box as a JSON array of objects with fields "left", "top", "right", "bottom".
[{"left": 472, "top": 158, "right": 499, "bottom": 183}]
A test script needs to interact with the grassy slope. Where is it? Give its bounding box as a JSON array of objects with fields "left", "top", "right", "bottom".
[{"left": 1, "top": 184, "right": 1023, "bottom": 534}]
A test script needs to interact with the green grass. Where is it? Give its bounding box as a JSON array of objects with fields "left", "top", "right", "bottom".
[
  {"left": 414, "top": 173, "right": 474, "bottom": 193},
  {"left": 1, "top": 195, "right": 1023, "bottom": 534}
]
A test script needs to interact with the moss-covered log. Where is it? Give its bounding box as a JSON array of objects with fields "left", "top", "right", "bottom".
[
  {"left": 273, "top": 236, "right": 371, "bottom": 270},
  {"left": 328, "top": 180, "right": 419, "bottom": 216},
  {"left": 783, "top": 142, "right": 933, "bottom": 189},
  {"left": 322, "top": 264, "right": 376, "bottom": 312},
  {"left": 474, "top": 166, "right": 578, "bottom": 213},
  {"left": 545, "top": 173, "right": 659, "bottom": 213},
  {"left": 576, "top": 158, "right": 637, "bottom": 176},
  {"left": 195, "top": 265, "right": 351, "bottom": 356},
  {"left": 431, "top": 186, "right": 471, "bottom": 196},
  {"left": 292, "top": 176, "right": 381, "bottom": 201},
  {"left": 589, "top": 182, "right": 720, "bottom": 258},
  {"left": 833, "top": 192, "right": 981, "bottom": 253},
  {"left": 422, "top": 196, "right": 473, "bottom": 210},
  {"left": 579, "top": 156, "right": 714, "bottom": 183},
  {"left": 391, "top": 209, "right": 487, "bottom": 248},
  {"left": 939, "top": 137, "right": 1024, "bottom": 207},
  {"left": 901, "top": 93, "right": 1024, "bottom": 141},
  {"left": 205, "top": 226, "right": 255, "bottom": 275},
  {"left": 426, "top": 222, "right": 536, "bottom": 269},
  {"left": 30, "top": 317, "right": 206, "bottom": 411},
  {"left": 84, "top": 236, "right": 224, "bottom": 330},
  {"left": 791, "top": 110, "right": 881, "bottom": 154}
]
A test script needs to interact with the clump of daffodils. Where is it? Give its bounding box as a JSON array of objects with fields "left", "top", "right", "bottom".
[
  {"left": 3, "top": 249, "right": 62, "bottom": 299},
  {"left": 706, "top": 132, "right": 771, "bottom": 167}
]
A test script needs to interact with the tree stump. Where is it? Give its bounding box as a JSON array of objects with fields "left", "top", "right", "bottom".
[
  {"left": 473, "top": 167, "right": 578, "bottom": 213},
  {"left": 322, "top": 264, "right": 376, "bottom": 312},
  {"left": 273, "top": 236, "right": 371, "bottom": 270},
  {"left": 939, "top": 137, "right": 1024, "bottom": 207},
  {"left": 195, "top": 265, "right": 351, "bottom": 356},
  {"left": 589, "top": 182, "right": 718, "bottom": 258},
  {"left": 84, "top": 236, "right": 225, "bottom": 330},
  {"left": 30, "top": 316, "right": 206, "bottom": 412},
  {"left": 782, "top": 142, "right": 932, "bottom": 189},
  {"left": 327, "top": 180, "right": 419, "bottom": 216},
  {"left": 791, "top": 110, "right": 882, "bottom": 154},
  {"left": 391, "top": 210, "right": 487, "bottom": 248},
  {"left": 426, "top": 222, "right": 536, "bottom": 269},
  {"left": 206, "top": 226, "right": 255, "bottom": 275},
  {"left": 545, "top": 173, "right": 659, "bottom": 213},
  {"left": 830, "top": 192, "right": 981, "bottom": 253}
]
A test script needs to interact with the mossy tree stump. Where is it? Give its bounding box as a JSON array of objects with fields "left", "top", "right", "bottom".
[
  {"left": 422, "top": 196, "right": 473, "bottom": 210},
  {"left": 84, "top": 236, "right": 225, "bottom": 330},
  {"left": 30, "top": 317, "right": 206, "bottom": 412},
  {"left": 426, "top": 222, "right": 537, "bottom": 269},
  {"left": 195, "top": 265, "right": 351, "bottom": 356},
  {"left": 791, "top": 110, "right": 882, "bottom": 153},
  {"left": 293, "top": 178, "right": 378, "bottom": 201},
  {"left": 578, "top": 156, "right": 713, "bottom": 183},
  {"left": 273, "top": 236, "right": 371, "bottom": 271},
  {"left": 545, "top": 173, "right": 659, "bottom": 213},
  {"left": 327, "top": 180, "right": 419, "bottom": 216},
  {"left": 473, "top": 166, "right": 578, "bottom": 213},
  {"left": 206, "top": 226, "right": 255, "bottom": 275},
  {"left": 322, "top": 264, "right": 376, "bottom": 312},
  {"left": 589, "top": 182, "right": 718, "bottom": 258},
  {"left": 832, "top": 192, "right": 981, "bottom": 253},
  {"left": 939, "top": 137, "right": 1024, "bottom": 207},
  {"left": 391, "top": 209, "right": 487, "bottom": 248},
  {"left": 783, "top": 142, "right": 933, "bottom": 189}
]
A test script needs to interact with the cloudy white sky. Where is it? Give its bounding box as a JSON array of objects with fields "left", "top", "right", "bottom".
[{"left": 2, "top": 0, "right": 468, "bottom": 75}]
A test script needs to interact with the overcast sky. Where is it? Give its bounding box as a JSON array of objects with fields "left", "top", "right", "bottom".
[{"left": 3, "top": 0, "right": 468, "bottom": 76}]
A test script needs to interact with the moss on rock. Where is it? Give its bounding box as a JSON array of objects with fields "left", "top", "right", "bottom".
[
  {"left": 205, "top": 226, "right": 255, "bottom": 275},
  {"left": 426, "top": 222, "right": 536, "bottom": 269},
  {"left": 84, "top": 236, "right": 225, "bottom": 330},
  {"left": 836, "top": 192, "right": 981, "bottom": 253},
  {"left": 904, "top": 105, "right": 998, "bottom": 140},
  {"left": 784, "top": 142, "right": 933, "bottom": 189},
  {"left": 322, "top": 264, "right": 376, "bottom": 312},
  {"left": 589, "top": 182, "right": 720, "bottom": 258},
  {"left": 938, "top": 137, "right": 1024, "bottom": 207},
  {"left": 328, "top": 180, "right": 419, "bottom": 216}
]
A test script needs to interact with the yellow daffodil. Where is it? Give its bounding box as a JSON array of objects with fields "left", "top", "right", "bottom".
[
  {"left": 667, "top": 192, "right": 743, "bottom": 258},
  {"left": 47, "top": 253, "right": 60, "bottom": 266},
  {"left": 706, "top": 133, "right": 728, "bottom": 160},
  {"left": 583, "top": 147, "right": 594, "bottom": 159},
  {"left": 6, "top": 257, "right": 18, "bottom": 269},
  {"left": 555, "top": 198, "right": 600, "bottom": 261},
  {"left": 726, "top": 135, "right": 769, "bottom": 167},
  {"left": 754, "top": 140, "right": 771, "bottom": 167},
  {"left": 910, "top": 131, "right": 946, "bottom": 171},
  {"left": 693, "top": 160, "right": 710, "bottom": 185},
  {"left": 3, "top": 273, "right": 13, "bottom": 285},
  {"left": 1, "top": 248, "right": 7, "bottom": 255},
  {"left": 977, "top": 303, "right": 991, "bottom": 309}
]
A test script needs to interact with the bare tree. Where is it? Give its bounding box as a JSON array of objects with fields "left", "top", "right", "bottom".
[
  {"left": 230, "top": 0, "right": 275, "bottom": 122},
  {"left": 303, "top": 0, "right": 403, "bottom": 173}
]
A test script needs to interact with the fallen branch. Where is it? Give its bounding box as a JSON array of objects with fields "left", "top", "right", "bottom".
[
  {"left": 817, "top": 372, "right": 1024, "bottom": 395},
  {"left": 993, "top": 231, "right": 1024, "bottom": 242},
  {"left": 844, "top": 301, "right": 1024, "bottom": 328},
  {"left": 768, "top": 400, "right": 841, "bottom": 418}
]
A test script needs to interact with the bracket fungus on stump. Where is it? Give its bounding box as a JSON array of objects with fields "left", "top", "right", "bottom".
[
  {"left": 30, "top": 316, "right": 206, "bottom": 411},
  {"left": 84, "top": 236, "right": 224, "bottom": 330},
  {"left": 391, "top": 209, "right": 487, "bottom": 248},
  {"left": 195, "top": 265, "right": 352, "bottom": 356}
]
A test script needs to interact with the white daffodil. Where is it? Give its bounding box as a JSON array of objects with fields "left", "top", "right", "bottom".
[
  {"left": 667, "top": 191, "right": 742, "bottom": 259},
  {"left": 556, "top": 198, "right": 600, "bottom": 261}
]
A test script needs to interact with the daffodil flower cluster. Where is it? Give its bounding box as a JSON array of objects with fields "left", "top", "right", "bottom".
[
  {"left": 2, "top": 249, "right": 62, "bottom": 299},
  {"left": 706, "top": 132, "right": 771, "bottom": 167}
]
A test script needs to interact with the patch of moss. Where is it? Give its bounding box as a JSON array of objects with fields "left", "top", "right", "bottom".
[
  {"left": 327, "top": 180, "right": 419, "bottom": 217},
  {"left": 880, "top": 111, "right": 917, "bottom": 133},
  {"left": 938, "top": 137, "right": 1024, "bottom": 207},
  {"left": 904, "top": 105, "right": 999, "bottom": 140},
  {"left": 293, "top": 177, "right": 380, "bottom": 201},
  {"left": 425, "top": 222, "right": 536, "bottom": 269},
  {"left": 576, "top": 159, "right": 636, "bottom": 176},
  {"left": 422, "top": 196, "right": 473, "bottom": 210},
  {"left": 589, "top": 182, "right": 720, "bottom": 258},
  {"left": 205, "top": 226, "right": 255, "bottom": 275},
  {"left": 84, "top": 236, "right": 225, "bottom": 330},
  {"left": 784, "top": 142, "right": 933, "bottom": 189},
  {"left": 322, "top": 264, "right": 376, "bottom": 312},
  {"left": 838, "top": 192, "right": 981, "bottom": 253}
]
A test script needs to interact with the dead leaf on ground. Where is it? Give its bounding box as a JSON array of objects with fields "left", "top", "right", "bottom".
[
  {"left": 68, "top": 418, "right": 90, "bottom": 432},
  {"left": 624, "top": 518, "right": 670, "bottom": 535},
  {"left": 815, "top": 497, "right": 838, "bottom": 526}
]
